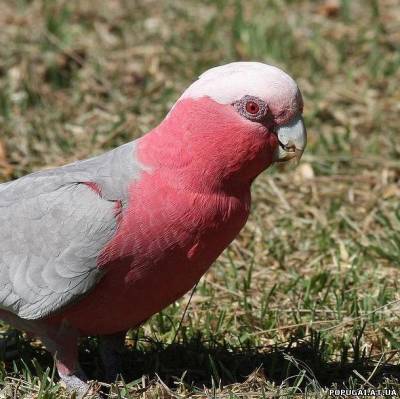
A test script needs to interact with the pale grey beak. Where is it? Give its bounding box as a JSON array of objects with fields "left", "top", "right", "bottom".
[{"left": 274, "top": 115, "right": 307, "bottom": 162}]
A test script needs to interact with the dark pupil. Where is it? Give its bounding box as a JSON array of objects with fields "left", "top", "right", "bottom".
[{"left": 246, "top": 101, "right": 259, "bottom": 114}]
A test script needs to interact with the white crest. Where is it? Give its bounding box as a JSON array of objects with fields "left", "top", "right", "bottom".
[{"left": 180, "top": 62, "right": 300, "bottom": 107}]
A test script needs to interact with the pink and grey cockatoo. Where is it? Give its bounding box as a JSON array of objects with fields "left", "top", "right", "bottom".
[{"left": 0, "top": 62, "right": 306, "bottom": 396}]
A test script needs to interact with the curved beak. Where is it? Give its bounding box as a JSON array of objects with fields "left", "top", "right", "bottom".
[{"left": 274, "top": 115, "right": 307, "bottom": 163}]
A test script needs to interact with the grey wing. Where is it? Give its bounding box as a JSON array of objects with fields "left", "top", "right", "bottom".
[
  {"left": 0, "top": 141, "right": 145, "bottom": 320},
  {"left": 0, "top": 182, "right": 118, "bottom": 319}
]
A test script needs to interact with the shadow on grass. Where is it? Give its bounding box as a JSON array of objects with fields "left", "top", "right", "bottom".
[{"left": 3, "top": 330, "right": 400, "bottom": 390}]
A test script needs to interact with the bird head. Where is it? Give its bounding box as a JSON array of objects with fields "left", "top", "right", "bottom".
[{"left": 142, "top": 62, "right": 306, "bottom": 190}]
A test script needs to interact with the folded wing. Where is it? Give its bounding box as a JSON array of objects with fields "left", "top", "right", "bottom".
[{"left": 0, "top": 142, "right": 143, "bottom": 319}]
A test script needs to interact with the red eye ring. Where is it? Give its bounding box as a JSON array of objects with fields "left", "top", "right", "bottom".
[{"left": 245, "top": 100, "right": 260, "bottom": 115}]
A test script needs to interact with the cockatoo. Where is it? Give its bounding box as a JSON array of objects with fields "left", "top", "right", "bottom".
[{"left": 0, "top": 62, "right": 306, "bottom": 396}]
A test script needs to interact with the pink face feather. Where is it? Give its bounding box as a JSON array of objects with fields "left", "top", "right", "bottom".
[{"left": 138, "top": 97, "right": 279, "bottom": 189}]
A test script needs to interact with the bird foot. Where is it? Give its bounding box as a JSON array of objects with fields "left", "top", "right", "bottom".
[{"left": 60, "top": 370, "right": 102, "bottom": 399}]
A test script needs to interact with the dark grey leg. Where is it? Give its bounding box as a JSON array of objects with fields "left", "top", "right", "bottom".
[
  {"left": 0, "top": 329, "right": 20, "bottom": 360},
  {"left": 98, "top": 331, "right": 126, "bottom": 382}
]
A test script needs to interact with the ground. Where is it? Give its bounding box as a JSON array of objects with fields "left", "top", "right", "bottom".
[{"left": 0, "top": 0, "right": 399, "bottom": 398}]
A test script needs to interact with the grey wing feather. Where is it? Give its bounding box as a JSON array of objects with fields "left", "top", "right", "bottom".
[{"left": 0, "top": 141, "right": 145, "bottom": 320}]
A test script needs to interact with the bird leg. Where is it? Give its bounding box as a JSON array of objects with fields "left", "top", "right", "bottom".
[
  {"left": 40, "top": 323, "right": 100, "bottom": 398},
  {"left": 0, "top": 329, "right": 20, "bottom": 361},
  {"left": 98, "top": 331, "right": 127, "bottom": 383},
  {"left": 0, "top": 311, "right": 97, "bottom": 398}
]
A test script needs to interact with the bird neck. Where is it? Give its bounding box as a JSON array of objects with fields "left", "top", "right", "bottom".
[{"left": 137, "top": 97, "right": 277, "bottom": 195}]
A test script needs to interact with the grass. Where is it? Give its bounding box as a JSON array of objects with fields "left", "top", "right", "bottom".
[{"left": 0, "top": 0, "right": 399, "bottom": 397}]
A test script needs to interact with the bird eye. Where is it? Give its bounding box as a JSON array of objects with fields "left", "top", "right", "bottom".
[
  {"left": 245, "top": 101, "right": 259, "bottom": 114},
  {"left": 233, "top": 95, "right": 267, "bottom": 122}
]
